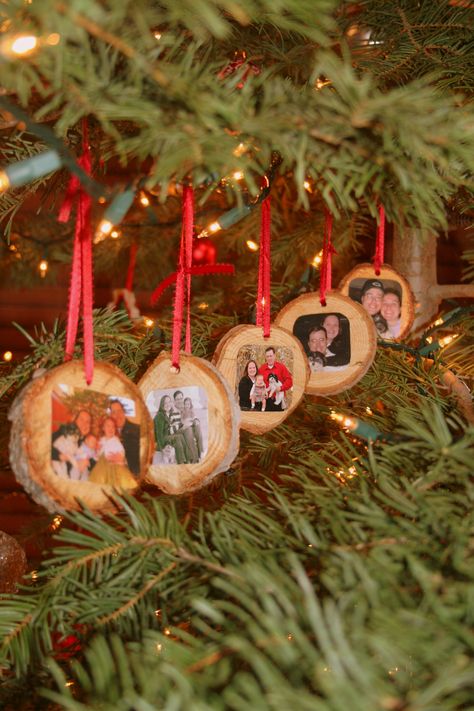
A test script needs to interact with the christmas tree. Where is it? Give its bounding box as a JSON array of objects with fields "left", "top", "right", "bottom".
[{"left": 1, "top": 1, "right": 474, "bottom": 708}]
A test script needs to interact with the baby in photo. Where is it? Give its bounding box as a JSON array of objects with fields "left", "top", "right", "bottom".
[
  {"left": 51, "top": 424, "right": 79, "bottom": 479},
  {"left": 250, "top": 373, "right": 268, "bottom": 412}
]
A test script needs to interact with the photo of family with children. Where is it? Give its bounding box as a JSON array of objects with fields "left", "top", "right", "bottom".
[
  {"left": 51, "top": 386, "right": 140, "bottom": 490},
  {"left": 237, "top": 345, "right": 293, "bottom": 412},
  {"left": 146, "top": 387, "right": 208, "bottom": 466},
  {"left": 349, "top": 277, "right": 403, "bottom": 339},
  {"left": 293, "top": 312, "right": 351, "bottom": 373}
]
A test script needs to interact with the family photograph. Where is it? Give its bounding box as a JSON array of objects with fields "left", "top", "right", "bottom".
[
  {"left": 349, "top": 277, "right": 402, "bottom": 339},
  {"left": 146, "top": 386, "right": 208, "bottom": 466},
  {"left": 237, "top": 345, "right": 293, "bottom": 412},
  {"left": 51, "top": 385, "right": 140, "bottom": 490},
  {"left": 293, "top": 312, "right": 351, "bottom": 373}
]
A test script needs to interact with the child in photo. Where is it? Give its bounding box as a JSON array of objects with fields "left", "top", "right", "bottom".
[
  {"left": 72, "top": 434, "right": 98, "bottom": 481},
  {"left": 51, "top": 423, "right": 79, "bottom": 479},
  {"left": 250, "top": 373, "right": 268, "bottom": 412},
  {"left": 89, "top": 417, "right": 136, "bottom": 489},
  {"left": 266, "top": 372, "right": 286, "bottom": 410},
  {"left": 153, "top": 443, "right": 177, "bottom": 465}
]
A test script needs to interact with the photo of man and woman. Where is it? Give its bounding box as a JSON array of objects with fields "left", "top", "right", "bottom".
[
  {"left": 51, "top": 386, "right": 140, "bottom": 489},
  {"left": 146, "top": 387, "right": 208, "bottom": 466},
  {"left": 349, "top": 278, "right": 402, "bottom": 339},
  {"left": 293, "top": 312, "right": 351, "bottom": 373},
  {"left": 237, "top": 345, "right": 293, "bottom": 412}
]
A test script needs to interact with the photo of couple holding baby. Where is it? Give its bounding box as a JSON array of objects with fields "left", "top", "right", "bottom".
[
  {"left": 150, "top": 388, "right": 208, "bottom": 466},
  {"left": 51, "top": 390, "right": 140, "bottom": 490},
  {"left": 238, "top": 345, "right": 293, "bottom": 412}
]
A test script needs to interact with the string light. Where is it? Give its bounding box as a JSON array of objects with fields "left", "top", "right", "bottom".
[
  {"left": 94, "top": 220, "right": 113, "bottom": 243},
  {"left": 49, "top": 515, "right": 63, "bottom": 531},
  {"left": 139, "top": 192, "right": 150, "bottom": 206},
  {"left": 232, "top": 170, "right": 244, "bottom": 181},
  {"left": 95, "top": 188, "right": 136, "bottom": 242},
  {"left": 246, "top": 239, "right": 259, "bottom": 251},
  {"left": 311, "top": 250, "right": 323, "bottom": 268},
  {"left": 330, "top": 410, "right": 382, "bottom": 441},
  {"left": 144, "top": 317, "right": 154, "bottom": 327},
  {"left": 439, "top": 334, "right": 458, "bottom": 347},
  {"left": 31, "top": 570, "right": 39, "bottom": 581},
  {"left": 1, "top": 34, "right": 38, "bottom": 58},
  {"left": 3, "top": 351, "right": 13, "bottom": 362},
  {"left": 38, "top": 259, "right": 49, "bottom": 277},
  {"left": 303, "top": 179, "right": 312, "bottom": 193},
  {"left": 110, "top": 230, "right": 120, "bottom": 239},
  {"left": 153, "top": 31, "right": 162, "bottom": 40},
  {"left": 46, "top": 33, "right": 61, "bottom": 46},
  {"left": 0, "top": 150, "right": 62, "bottom": 194},
  {"left": 315, "top": 78, "right": 331, "bottom": 90},
  {"left": 198, "top": 302, "right": 209, "bottom": 311}
]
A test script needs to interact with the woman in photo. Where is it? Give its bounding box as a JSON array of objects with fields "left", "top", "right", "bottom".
[
  {"left": 153, "top": 395, "right": 188, "bottom": 464},
  {"left": 181, "top": 396, "right": 202, "bottom": 462},
  {"left": 89, "top": 417, "right": 136, "bottom": 489},
  {"left": 322, "top": 313, "right": 349, "bottom": 366},
  {"left": 380, "top": 288, "right": 402, "bottom": 339},
  {"left": 238, "top": 359, "right": 261, "bottom": 410}
]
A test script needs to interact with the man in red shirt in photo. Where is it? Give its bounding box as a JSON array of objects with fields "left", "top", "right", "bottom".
[{"left": 258, "top": 346, "right": 293, "bottom": 411}]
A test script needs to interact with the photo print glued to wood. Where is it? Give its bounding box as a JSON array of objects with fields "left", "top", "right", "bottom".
[
  {"left": 213, "top": 324, "right": 309, "bottom": 434},
  {"left": 274, "top": 292, "right": 376, "bottom": 396},
  {"left": 338, "top": 263, "right": 414, "bottom": 340},
  {"left": 138, "top": 352, "right": 240, "bottom": 495},
  {"left": 8, "top": 361, "right": 153, "bottom": 514}
]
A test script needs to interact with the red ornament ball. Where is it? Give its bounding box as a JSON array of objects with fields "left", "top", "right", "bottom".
[{"left": 192, "top": 238, "right": 217, "bottom": 266}]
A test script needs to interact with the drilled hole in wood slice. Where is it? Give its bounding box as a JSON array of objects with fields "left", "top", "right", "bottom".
[
  {"left": 8, "top": 361, "right": 153, "bottom": 514},
  {"left": 212, "top": 324, "right": 309, "bottom": 434},
  {"left": 274, "top": 292, "right": 376, "bottom": 396},
  {"left": 338, "top": 263, "right": 415, "bottom": 341},
  {"left": 138, "top": 352, "right": 240, "bottom": 495}
]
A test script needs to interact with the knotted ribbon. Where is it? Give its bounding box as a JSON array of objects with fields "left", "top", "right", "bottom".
[{"left": 58, "top": 120, "right": 94, "bottom": 384}]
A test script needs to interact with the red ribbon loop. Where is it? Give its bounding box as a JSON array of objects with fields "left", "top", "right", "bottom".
[
  {"left": 150, "top": 264, "right": 235, "bottom": 306},
  {"left": 58, "top": 121, "right": 94, "bottom": 384},
  {"left": 256, "top": 196, "right": 271, "bottom": 337},
  {"left": 373, "top": 204, "right": 385, "bottom": 275},
  {"left": 319, "top": 208, "right": 335, "bottom": 307}
]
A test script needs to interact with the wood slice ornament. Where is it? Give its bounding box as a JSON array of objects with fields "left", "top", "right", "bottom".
[
  {"left": 212, "top": 324, "right": 309, "bottom": 434},
  {"left": 274, "top": 291, "right": 376, "bottom": 396},
  {"left": 138, "top": 352, "right": 240, "bottom": 495},
  {"left": 338, "top": 263, "right": 415, "bottom": 341},
  {"left": 8, "top": 360, "right": 153, "bottom": 513}
]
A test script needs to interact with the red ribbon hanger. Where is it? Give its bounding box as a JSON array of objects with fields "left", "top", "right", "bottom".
[
  {"left": 58, "top": 120, "right": 94, "bottom": 384},
  {"left": 319, "top": 207, "right": 335, "bottom": 307},
  {"left": 373, "top": 204, "right": 385, "bottom": 275},
  {"left": 256, "top": 196, "right": 271, "bottom": 337}
]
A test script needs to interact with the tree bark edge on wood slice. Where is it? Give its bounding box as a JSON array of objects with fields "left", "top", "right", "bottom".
[
  {"left": 212, "top": 324, "right": 309, "bottom": 434},
  {"left": 138, "top": 352, "right": 240, "bottom": 495},
  {"left": 8, "top": 360, "right": 153, "bottom": 514}
]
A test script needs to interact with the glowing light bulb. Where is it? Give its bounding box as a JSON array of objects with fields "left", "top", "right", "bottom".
[
  {"left": 439, "top": 334, "right": 458, "bottom": 347},
  {"left": 38, "top": 259, "right": 48, "bottom": 277},
  {"left": 95, "top": 220, "right": 114, "bottom": 242},
  {"left": 233, "top": 142, "right": 247, "bottom": 157},
  {"left": 246, "top": 239, "right": 259, "bottom": 251},
  {"left": 154, "top": 31, "right": 162, "bottom": 40},
  {"left": 10, "top": 35, "right": 38, "bottom": 56},
  {"left": 3, "top": 351, "right": 13, "bottom": 362},
  {"left": 312, "top": 250, "right": 323, "bottom": 267},
  {"left": 0, "top": 172, "right": 11, "bottom": 193},
  {"left": 139, "top": 193, "right": 150, "bottom": 206},
  {"left": 232, "top": 170, "right": 244, "bottom": 181},
  {"left": 46, "top": 33, "right": 60, "bottom": 46},
  {"left": 110, "top": 230, "right": 120, "bottom": 239},
  {"left": 303, "top": 179, "right": 312, "bottom": 192},
  {"left": 433, "top": 318, "right": 444, "bottom": 327},
  {"left": 208, "top": 221, "right": 221, "bottom": 234},
  {"left": 144, "top": 317, "right": 154, "bottom": 327},
  {"left": 198, "top": 302, "right": 209, "bottom": 311}
]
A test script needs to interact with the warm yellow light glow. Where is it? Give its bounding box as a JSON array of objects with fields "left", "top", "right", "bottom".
[
  {"left": 233, "top": 142, "right": 247, "bottom": 157},
  {"left": 439, "top": 334, "right": 458, "bottom": 347},
  {"left": 433, "top": 318, "right": 444, "bottom": 327},
  {"left": 3, "top": 351, "right": 13, "bottom": 362},
  {"left": 140, "top": 193, "right": 150, "bottom": 206},
  {"left": 10, "top": 35, "right": 38, "bottom": 55},
  {"left": 365, "top": 406, "right": 373, "bottom": 415},
  {"left": 50, "top": 515, "right": 63, "bottom": 531},
  {"left": 31, "top": 570, "right": 39, "bottom": 581},
  {"left": 246, "top": 239, "right": 259, "bottom": 251},
  {"left": 164, "top": 627, "right": 171, "bottom": 636},
  {"left": 315, "top": 78, "right": 331, "bottom": 90},
  {"left": 208, "top": 221, "right": 221, "bottom": 234},
  {"left": 39, "top": 259, "right": 49, "bottom": 277},
  {"left": 303, "top": 179, "right": 312, "bottom": 192},
  {"left": 154, "top": 31, "right": 162, "bottom": 40},
  {"left": 0, "top": 172, "right": 11, "bottom": 193},
  {"left": 343, "top": 417, "right": 355, "bottom": 429},
  {"left": 232, "top": 170, "right": 244, "bottom": 181},
  {"left": 144, "top": 317, "right": 154, "bottom": 328},
  {"left": 261, "top": 297, "right": 266, "bottom": 307},
  {"left": 198, "top": 302, "right": 209, "bottom": 311},
  {"left": 46, "top": 33, "right": 60, "bottom": 45},
  {"left": 110, "top": 230, "right": 120, "bottom": 239},
  {"left": 97, "top": 220, "right": 113, "bottom": 236},
  {"left": 311, "top": 250, "right": 323, "bottom": 267}
]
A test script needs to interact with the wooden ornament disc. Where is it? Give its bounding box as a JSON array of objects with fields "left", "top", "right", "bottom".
[
  {"left": 338, "top": 262, "right": 415, "bottom": 340},
  {"left": 138, "top": 352, "right": 240, "bottom": 495},
  {"left": 274, "top": 292, "right": 376, "bottom": 396},
  {"left": 212, "top": 324, "right": 309, "bottom": 434},
  {"left": 8, "top": 361, "right": 153, "bottom": 514}
]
